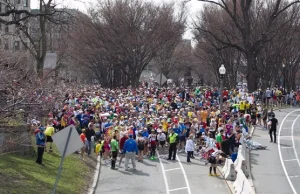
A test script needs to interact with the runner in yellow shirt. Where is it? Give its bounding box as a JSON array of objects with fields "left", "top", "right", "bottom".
[{"left": 44, "top": 124, "right": 55, "bottom": 152}]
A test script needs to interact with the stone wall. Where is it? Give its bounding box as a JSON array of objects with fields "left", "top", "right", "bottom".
[{"left": 0, "top": 124, "right": 33, "bottom": 155}]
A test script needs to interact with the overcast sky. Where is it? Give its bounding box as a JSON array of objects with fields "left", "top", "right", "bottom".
[{"left": 31, "top": 0, "right": 204, "bottom": 38}]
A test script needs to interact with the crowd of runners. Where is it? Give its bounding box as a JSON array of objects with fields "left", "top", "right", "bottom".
[{"left": 31, "top": 84, "right": 291, "bottom": 175}]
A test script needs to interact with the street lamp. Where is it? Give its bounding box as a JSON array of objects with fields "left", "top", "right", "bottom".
[
  {"left": 219, "top": 64, "right": 226, "bottom": 111},
  {"left": 282, "top": 63, "right": 286, "bottom": 91}
]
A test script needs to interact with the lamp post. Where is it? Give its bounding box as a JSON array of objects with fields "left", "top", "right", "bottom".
[
  {"left": 219, "top": 64, "right": 226, "bottom": 111},
  {"left": 282, "top": 63, "right": 286, "bottom": 91}
]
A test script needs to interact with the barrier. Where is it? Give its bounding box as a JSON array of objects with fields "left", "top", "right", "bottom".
[
  {"left": 233, "top": 169, "right": 255, "bottom": 194},
  {"left": 221, "top": 158, "right": 236, "bottom": 181},
  {"left": 241, "top": 142, "right": 246, "bottom": 159},
  {"left": 234, "top": 145, "right": 250, "bottom": 177}
]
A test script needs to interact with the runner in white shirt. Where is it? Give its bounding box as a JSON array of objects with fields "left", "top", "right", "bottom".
[{"left": 157, "top": 129, "right": 166, "bottom": 154}]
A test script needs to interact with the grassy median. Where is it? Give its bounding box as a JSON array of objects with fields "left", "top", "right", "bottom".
[{"left": 0, "top": 142, "right": 96, "bottom": 194}]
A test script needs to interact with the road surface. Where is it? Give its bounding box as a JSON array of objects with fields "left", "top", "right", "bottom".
[
  {"left": 251, "top": 108, "right": 300, "bottom": 194},
  {"left": 95, "top": 150, "right": 231, "bottom": 194}
]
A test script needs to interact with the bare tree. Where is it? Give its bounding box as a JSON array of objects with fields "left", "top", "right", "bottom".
[
  {"left": 193, "top": 0, "right": 300, "bottom": 92},
  {"left": 70, "top": 0, "right": 186, "bottom": 88}
]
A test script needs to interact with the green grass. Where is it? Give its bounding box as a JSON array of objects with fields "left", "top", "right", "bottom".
[{"left": 0, "top": 139, "right": 96, "bottom": 194}]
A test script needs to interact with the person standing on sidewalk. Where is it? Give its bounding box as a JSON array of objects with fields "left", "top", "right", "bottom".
[
  {"left": 110, "top": 135, "right": 119, "bottom": 170},
  {"left": 36, "top": 126, "right": 46, "bottom": 165},
  {"left": 269, "top": 115, "right": 278, "bottom": 143},
  {"left": 167, "top": 129, "right": 179, "bottom": 160},
  {"left": 85, "top": 122, "right": 96, "bottom": 156},
  {"left": 123, "top": 134, "right": 138, "bottom": 171}
]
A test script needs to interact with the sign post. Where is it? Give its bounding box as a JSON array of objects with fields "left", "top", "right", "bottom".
[{"left": 52, "top": 127, "right": 73, "bottom": 194}]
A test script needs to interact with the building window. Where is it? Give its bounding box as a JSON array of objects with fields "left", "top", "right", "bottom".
[
  {"left": 4, "top": 43, "right": 9, "bottom": 50},
  {"left": 16, "top": 0, "right": 21, "bottom": 4},
  {"left": 14, "top": 41, "right": 20, "bottom": 50},
  {"left": 5, "top": 5, "right": 9, "bottom": 12},
  {"left": 0, "top": 3, "right": 2, "bottom": 13},
  {"left": 23, "top": 0, "right": 28, "bottom": 7},
  {"left": 16, "top": 28, "right": 20, "bottom": 35}
]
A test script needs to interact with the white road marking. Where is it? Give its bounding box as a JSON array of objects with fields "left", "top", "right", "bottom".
[
  {"left": 284, "top": 159, "right": 298, "bottom": 162},
  {"left": 281, "top": 147, "right": 293, "bottom": 149},
  {"left": 157, "top": 151, "right": 170, "bottom": 194},
  {"left": 281, "top": 136, "right": 292, "bottom": 138},
  {"left": 278, "top": 109, "right": 300, "bottom": 194},
  {"left": 291, "top": 115, "right": 300, "bottom": 169},
  {"left": 290, "top": 175, "right": 300, "bottom": 178},
  {"left": 176, "top": 155, "right": 192, "bottom": 194},
  {"left": 169, "top": 187, "right": 188, "bottom": 192},
  {"left": 164, "top": 168, "right": 181, "bottom": 172}
]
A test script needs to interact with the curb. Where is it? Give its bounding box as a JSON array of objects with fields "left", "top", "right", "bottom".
[
  {"left": 217, "top": 166, "right": 234, "bottom": 194},
  {"left": 220, "top": 126, "right": 257, "bottom": 194},
  {"left": 88, "top": 155, "right": 101, "bottom": 194},
  {"left": 247, "top": 126, "right": 256, "bottom": 193}
]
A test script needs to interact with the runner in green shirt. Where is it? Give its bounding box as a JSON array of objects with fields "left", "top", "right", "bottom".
[
  {"left": 110, "top": 135, "right": 119, "bottom": 170},
  {"left": 216, "top": 129, "right": 224, "bottom": 150}
]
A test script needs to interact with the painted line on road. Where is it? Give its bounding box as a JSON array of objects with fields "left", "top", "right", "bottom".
[
  {"left": 284, "top": 159, "right": 298, "bottom": 162},
  {"left": 281, "top": 136, "right": 292, "bottom": 138},
  {"left": 291, "top": 115, "right": 300, "bottom": 169},
  {"left": 157, "top": 151, "right": 170, "bottom": 194},
  {"left": 176, "top": 155, "right": 192, "bottom": 194},
  {"left": 169, "top": 187, "right": 188, "bottom": 192},
  {"left": 290, "top": 175, "right": 300, "bottom": 178},
  {"left": 164, "top": 168, "right": 181, "bottom": 172},
  {"left": 281, "top": 147, "right": 293, "bottom": 149},
  {"left": 278, "top": 109, "right": 300, "bottom": 194}
]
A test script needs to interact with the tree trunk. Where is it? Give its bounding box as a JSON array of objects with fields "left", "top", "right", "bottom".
[
  {"left": 246, "top": 53, "right": 258, "bottom": 92},
  {"left": 36, "top": 58, "right": 44, "bottom": 79}
]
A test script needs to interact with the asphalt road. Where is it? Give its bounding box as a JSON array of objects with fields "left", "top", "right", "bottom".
[
  {"left": 95, "top": 149, "right": 231, "bottom": 194},
  {"left": 251, "top": 108, "right": 300, "bottom": 194}
]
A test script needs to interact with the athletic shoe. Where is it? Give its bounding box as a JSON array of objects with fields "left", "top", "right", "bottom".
[
  {"left": 209, "top": 173, "right": 213, "bottom": 176},
  {"left": 214, "top": 174, "right": 220, "bottom": 177}
]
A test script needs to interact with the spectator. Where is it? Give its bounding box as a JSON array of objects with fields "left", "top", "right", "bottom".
[
  {"left": 85, "top": 122, "right": 96, "bottom": 156},
  {"left": 36, "top": 127, "right": 46, "bottom": 165}
]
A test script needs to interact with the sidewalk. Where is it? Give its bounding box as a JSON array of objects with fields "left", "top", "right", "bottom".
[{"left": 250, "top": 108, "right": 295, "bottom": 194}]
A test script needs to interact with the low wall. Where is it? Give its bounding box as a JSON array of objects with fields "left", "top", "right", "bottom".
[{"left": 0, "top": 124, "right": 33, "bottom": 155}]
